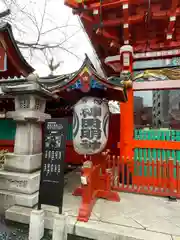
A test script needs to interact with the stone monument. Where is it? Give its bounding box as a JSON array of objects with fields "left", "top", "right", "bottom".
[{"left": 0, "top": 73, "right": 58, "bottom": 214}]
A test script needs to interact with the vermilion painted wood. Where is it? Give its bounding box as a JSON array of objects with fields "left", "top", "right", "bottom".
[
  {"left": 111, "top": 157, "right": 180, "bottom": 198},
  {"left": 118, "top": 139, "right": 180, "bottom": 151},
  {"left": 73, "top": 152, "right": 120, "bottom": 222},
  {"left": 120, "top": 88, "right": 134, "bottom": 169},
  {"left": 65, "top": 0, "right": 180, "bottom": 76},
  {"left": 133, "top": 140, "right": 180, "bottom": 150}
]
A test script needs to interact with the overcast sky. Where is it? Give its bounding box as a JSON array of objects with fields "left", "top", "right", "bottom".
[{"left": 1, "top": 0, "right": 100, "bottom": 76}]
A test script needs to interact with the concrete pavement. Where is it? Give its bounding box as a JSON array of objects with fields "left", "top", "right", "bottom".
[{"left": 6, "top": 170, "right": 180, "bottom": 240}]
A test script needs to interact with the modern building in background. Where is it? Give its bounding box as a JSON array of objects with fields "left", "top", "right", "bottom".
[
  {"left": 169, "top": 90, "right": 180, "bottom": 114},
  {"left": 152, "top": 90, "right": 180, "bottom": 128},
  {"left": 109, "top": 90, "right": 180, "bottom": 129},
  {"left": 152, "top": 90, "right": 169, "bottom": 128},
  {"left": 134, "top": 96, "right": 143, "bottom": 112},
  {"left": 133, "top": 96, "right": 152, "bottom": 127},
  {"left": 169, "top": 90, "right": 180, "bottom": 129},
  {"left": 134, "top": 96, "right": 143, "bottom": 126}
]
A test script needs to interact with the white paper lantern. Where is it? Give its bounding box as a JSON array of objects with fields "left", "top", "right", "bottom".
[{"left": 73, "top": 97, "right": 110, "bottom": 155}]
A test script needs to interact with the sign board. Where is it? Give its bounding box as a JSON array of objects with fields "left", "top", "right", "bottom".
[{"left": 38, "top": 118, "right": 68, "bottom": 213}]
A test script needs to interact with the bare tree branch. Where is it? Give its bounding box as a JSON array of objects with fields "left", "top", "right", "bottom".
[
  {"left": 16, "top": 41, "right": 62, "bottom": 50},
  {"left": 1, "top": 0, "right": 83, "bottom": 74},
  {"left": 41, "top": 25, "right": 79, "bottom": 35},
  {"left": 35, "top": 0, "right": 47, "bottom": 45},
  {"left": 16, "top": 28, "right": 81, "bottom": 51},
  {"left": 59, "top": 46, "right": 82, "bottom": 60}
]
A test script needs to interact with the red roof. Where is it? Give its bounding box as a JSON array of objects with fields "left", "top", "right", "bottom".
[
  {"left": 65, "top": 0, "right": 180, "bottom": 76},
  {"left": 0, "top": 22, "right": 34, "bottom": 78}
]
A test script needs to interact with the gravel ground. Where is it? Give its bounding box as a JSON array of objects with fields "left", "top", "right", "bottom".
[
  {"left": 0, "top": 217, "right": 52, "bottom": 240},
  {"left": 0, "top": 216, "right": 93, "bottom": 240}
]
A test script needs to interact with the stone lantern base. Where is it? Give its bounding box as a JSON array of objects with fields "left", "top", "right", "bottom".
[{"left": 4, "top": 153, "right": 42, "bottom": 173}]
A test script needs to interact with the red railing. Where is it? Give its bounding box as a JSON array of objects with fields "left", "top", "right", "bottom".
[{"left": 107, "top": 155, "right": 180, "bottom": 198}]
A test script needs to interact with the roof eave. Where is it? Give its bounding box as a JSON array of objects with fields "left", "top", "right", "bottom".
[{"left": 0, "top": 22, "right": 34, "bottom": 75}]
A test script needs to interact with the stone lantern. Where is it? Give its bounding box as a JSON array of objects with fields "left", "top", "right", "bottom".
[{"left": 0, "top": 73, "right": 58, "bottom": 214}]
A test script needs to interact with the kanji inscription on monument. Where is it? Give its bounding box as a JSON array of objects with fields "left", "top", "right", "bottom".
[{"left": 38, "top": 118, "right": 68, "bottom": 213}]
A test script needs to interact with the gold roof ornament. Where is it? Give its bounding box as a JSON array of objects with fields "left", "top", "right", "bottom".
[{"left": 133, "top": 68, "right": 180, "bottom": 81}]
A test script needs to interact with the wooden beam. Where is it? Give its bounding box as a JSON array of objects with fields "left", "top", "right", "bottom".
[
  {"left": 118, "top": 140, "right": 180, "bottom": 150},
  {"left": 134, "top": 40, "right": 180, "bottom": 51},
  {"left": 101, "top": 11, "right": 143, "bottom": 27},
  {"left": 85, "top": 0, "right": 145, "bottom": 11},
  {"left": 133, "top": 80, "right": 180, "bottom": 91},
  {"left": 133, "top": 140, "right": 180, "bottom": 150},
  {"left": 152, "top": 7, "right": 180, "bottom": 20},
  {"left": 166, "top": 0, "right": 178, "bottom": 43},
  {"left": 64, "top": 0, "right": 78, "bottom": 8},
  {"left": 105, "top": 48, "right": 180, "bottom": 64},
  {"left": 89, "top": 0, "right": 126, "bottom": 10},
  {"left": 80, "top": 13, "right": 93, "bottom": 22},
  {"left": 96, "top": 28, "right": 119, "bottom": 42},
  {"left": 122, "top": 1, "right": 129, "bottom": 44}
]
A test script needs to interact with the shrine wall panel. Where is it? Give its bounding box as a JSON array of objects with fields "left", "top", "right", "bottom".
[
  {"left": 0, "top": 119, "right": 16, "bottom": 152},
  {"left": 0, "top": 115, "right": 121, "bottom": 163}
]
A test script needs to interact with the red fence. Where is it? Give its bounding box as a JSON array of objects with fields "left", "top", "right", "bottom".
[{"left": 107, "top": 155, "right": 180, "bottom": 198}]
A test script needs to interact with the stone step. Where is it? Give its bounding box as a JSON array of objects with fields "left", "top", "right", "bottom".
[
  {"left": 0, "top": 190, "right": 38, "bottom": 214},
  {"left": 6, "top": 205, "right": 75, "bottom": 231},
  {"left": 6, "top": 206, "right": 172, "bottom": 240},
  {"left": 6, "top": 205, "right": 32, "bottom": 224},
  {"left": 0, "top": 170, "right": 40, "bottom": 194},
  {"left": 6, "top": 205, "right": 55, "bottom": 230}
]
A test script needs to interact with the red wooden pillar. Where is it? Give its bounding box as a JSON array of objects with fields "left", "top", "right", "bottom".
[
  {"left": 120, "top": 88, "right": 134, "bottom": 159},
  {"left": 119, "top": 45, "right": 134, "bottom": 168}
]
